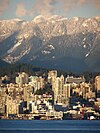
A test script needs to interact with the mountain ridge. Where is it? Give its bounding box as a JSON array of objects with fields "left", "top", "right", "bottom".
[{"left": 0, "top": 15, "right": 100, "bottom": 72}]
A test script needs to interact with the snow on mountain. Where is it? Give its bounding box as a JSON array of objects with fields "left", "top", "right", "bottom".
[
  {"left": 0, "top": 19, "right": 23, "bottom": 42},
  {"left": 47, "top": 45, "right": 55, "bottom": 50},
  {"left": 73, "top": 17, "right": 79, "bottom": 21},
  {"left": 33, "top": 15, "right": 47, "bottom": 23},
  {"left": 0, "top": 15, "right": 100, "bottom": 72},
  {"left": 49, "top": 15, "right": 65, "bottom": 21},
  {"left": 7, "top": 39, "right": 23, "bottom": 54}
]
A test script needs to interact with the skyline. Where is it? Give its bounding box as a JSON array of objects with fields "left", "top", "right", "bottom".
[
  {"left": 0, "top": 69, "right": 100, "bottom": 120},
  {"left": 0, "top": 0, "right": 100, "bottom": 21}
]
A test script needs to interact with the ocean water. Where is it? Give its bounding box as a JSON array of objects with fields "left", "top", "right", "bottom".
[{"left": 0, "top": 120, "right": 100, "bottom": 133}]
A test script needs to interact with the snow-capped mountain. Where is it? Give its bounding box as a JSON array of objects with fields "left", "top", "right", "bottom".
[{"left": 0, "top": 15, "right": 100, "bottom": 72}]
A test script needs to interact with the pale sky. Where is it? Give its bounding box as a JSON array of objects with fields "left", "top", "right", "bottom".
[{"left": 0, "top": 0, "right": 100, "bottom": 20}]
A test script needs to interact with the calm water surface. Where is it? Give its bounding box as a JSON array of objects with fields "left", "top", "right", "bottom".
[{"left": 0, "top": 120, "right": 100, "bottom": 133}]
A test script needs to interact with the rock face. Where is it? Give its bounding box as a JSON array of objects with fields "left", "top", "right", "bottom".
[{"left": 0, "top": 15, "right": 100, "bottom": 72}]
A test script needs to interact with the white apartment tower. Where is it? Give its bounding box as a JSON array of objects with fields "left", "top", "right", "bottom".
[{"left": 95, "top": 76, "right": 100, "bottom": 91}]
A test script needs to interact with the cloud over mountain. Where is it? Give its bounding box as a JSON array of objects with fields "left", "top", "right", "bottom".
[
  {"left": 32, "top": 0, "right": 55, "bottom": 15},
  {"left": 31, "top": 0, "right": 100, "bottom": 16},
  {"left": 0, "top": 0, "right": 99, "bottom": 19},
  {"left": 16, "top": 3, "right": 27, "bottom": 17},
  {"left": 92, "top": 0, "right": 100, "bottom": 9},
  {"left": 0, "top": 0, "right": 10, "bottom": 15}
]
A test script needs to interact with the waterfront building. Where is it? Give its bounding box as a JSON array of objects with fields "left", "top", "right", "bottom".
[
  {"left": 19, "top": 101, "right": 28, "bottom": 114},
  {"left": 48, "top": 70, "right": 57, "bottom": 83},
  {"left": 1, "top": 75, "right": 10, "bottom": 81},
  {"left": 0, "top": 87, "right": 6, "bottom": 114},
  {"left": 53, "top": 75, "right": 70, "bottom": 106},
  {"left": 54, "top": 77, "right": 60, "bottom": 104},
  {"left": 23, "top": 84, "right": 33, "bottom": 104},
  {"left": 29, "top": 95, "right": 53, "bottom": 116},
  {"left": 62, "top": 83, "right": 70, "bottom": 106},
  {"left": 86, "top": 91, "right": 96, "bottom": 99},
  {"left": 63, "top": 83, "right": 70, "bottom": 98},
  {"left": 36, "top": 76, "right": 45, "bottom": 90},
  {"left": 0, "top": 78, "right": 2, "bottom": 85},
  {"left": 72, "top": 82, "right": 92, "bottom": 99},
  {"left": 29, "top": 76, "right": 45, "bottom": 92},
  {"left": 56, "top": 75, "right": 64, "bottom": 104},
  {"left": 46, "top": 110, "right": 63, "bottom": 119},
  {"left": 95, "top": 76, "right": 100, "bottom": 91},
  {"left": 0, "top": 96, "right": 6, "bottom": 114},
  {"left": 48, "top": 70, "right": 57, "bottom": 91},
  {"left": 16, "top": 72, "right": 28, "bottom": 85},
  {"left": 6, "top": 96, "right": 19, "bottom": 115},
  {"left": 95, "top": 98, "right": 100, "bottom": 106},
  {"left": 66, "top": 76, "right": 85, "bottom": 84},
  {"left": 29, "top": 101, "right": 38, "bottom": 114},
  {"left": 80, "top": 82, "right": 91, "bottom": 99}
]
